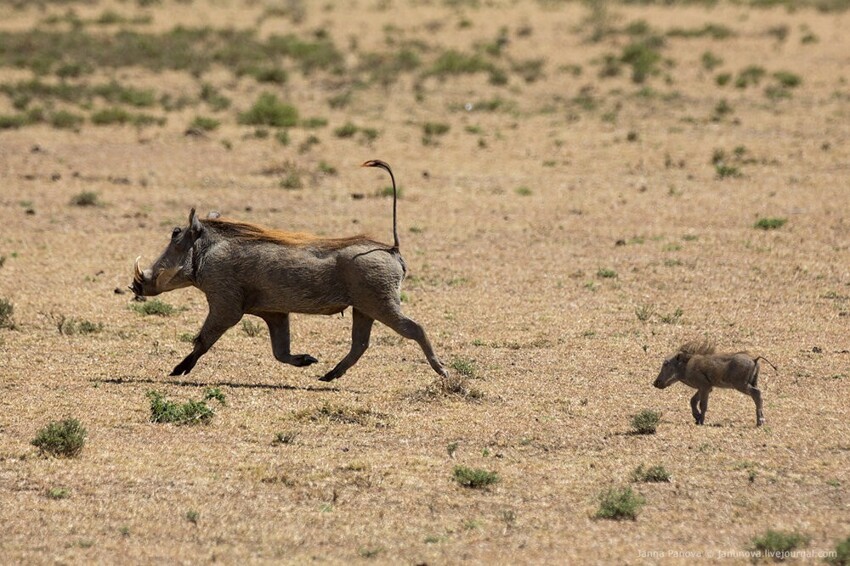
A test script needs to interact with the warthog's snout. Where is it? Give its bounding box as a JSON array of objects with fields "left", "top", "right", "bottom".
[{"left": 130, "top": 256, "right": 160, "bottom": 297}]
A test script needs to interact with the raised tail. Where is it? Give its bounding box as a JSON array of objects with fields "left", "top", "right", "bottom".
[
  {"left": 753, "top": 356, "right": 778, "bottom": 371},
  {"left": 361, "top": 159, "right": 400, "bottom": 251}
]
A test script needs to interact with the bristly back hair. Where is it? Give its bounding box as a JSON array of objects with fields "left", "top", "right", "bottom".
[
  {"left": 679, "top": 338, "right": 717, "bottom": 358},
  {"left": 202, "top": 218, "right": 383, "bottom": 249}
]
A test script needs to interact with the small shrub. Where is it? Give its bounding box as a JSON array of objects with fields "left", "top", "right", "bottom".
[
  {"left": 238, "top": 93, "right": 298, "bottom": 127},
  {"left": 0, "top": 298, "right": 14, "bottom": 329},
  {"left": 700, "top": 51, "right": 723, "bottom": 71},
  {"left": 190, "top": 116, "right": 220, "bottom": 131},
  {"left": 620, "top": 39, "right": 663, "bottom": 84},
  {"left": 750, "top": 529, "right": 810, "bottom": 557},
  {"left": 31, "top": 418, "right": 87, "bottom": 457},
  {"left": 251, "top": 66, "right": 288, "bottom": 84},
  {"left": 828, "top": 536, "right": 850, "bottom": 566},
  {"left": 275, "top": 130, "right": 290, "bottom": 145},
  {"left": 754, "top": 217, "right": 787, "bottom": 231},
  {"left": 453, "top": 465, "right": 499, "bottom": 489},
  {"left": 131, "top": 299, "right": 175, "bottom": 316},
  {"left": 76, "top": 320, "right": 103, "bottom": 334},
  {"left": 301, "top": 117, "right": 328, "bottom": 128},
  {"left": 597, "top": 268, "right": 617, "bottom": 279},
  {"left": 423, "top": 122, "right": 450, "bottom": 137},
  {"left": 50, "top": 110, "right": 84, "bottom": 130},
  {"left": 280, "top": 173, "right": 302, "bottom": 190},
  {"left": 631, "top": 410, "right": 661, "bottom": 434},
  {"left": 318, "top": 161, "right": 337, "bottom": 175},
  {"left": 200, "top": 83, "right": 230, "bottom": 111},
  {"left": 515, "top": 186, "right": 532, "bottom": 196},
  {"left": 773, "top": 71, "right": 801, "bottom": 88},
  {"left": 711, "top": 99, "right": 733, "bottom": 121},
  {"left": 735, "top": 65, "right": 766, "bottom": 89},
  {"left": 91, "top": 107, "right": 132, "bottom": 125},
  {"left": 70, "top": 191, "right": 101, "bottom": 207},
  {"left": 186, "top": 510, "right": 199, "bottom": 524},
  {"left": 595, "top": 486, "right": 645, "bottom": 520},
  {"left": 334, "top": 122, "right": 358, "bottom": 138},
  {"left": 631, "top": 464, "right": 671, "bottom": 483},
  {"left": 147, "top": 391, "right": 215, "bottom": 425}
]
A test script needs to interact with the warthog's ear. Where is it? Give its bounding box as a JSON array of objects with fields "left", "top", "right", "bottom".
[{"left": 188, "top": 208, "right": 204, "bottom": 241}]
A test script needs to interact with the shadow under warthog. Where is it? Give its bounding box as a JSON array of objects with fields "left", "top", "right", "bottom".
[{"left": 94, "top": 376, "right": 360, "bottom": 394}]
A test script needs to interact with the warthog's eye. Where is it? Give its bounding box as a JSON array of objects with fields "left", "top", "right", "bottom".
[{"left": 172, "top": 227, "right": 182, "bottom": 239}]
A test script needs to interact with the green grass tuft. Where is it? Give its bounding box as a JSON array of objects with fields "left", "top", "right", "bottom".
[
  {"left": 754, "top": 217, "right": 787, "bottom": 230},
  {"left": 131, "top": 299, "right": 176, "bottom": 316},
  {"left": 631, "top": 464, "right": 671, "bottom": 483},
  {"left": 147, "top": 391, "right": 216, "bottom": 425},
  {"left": 631, "top": 410, "right": 661, "bottom": 434},
  {"left": 750, "top": 529, "right": 810, "bottom": 557},
  {"left": 595, "top": 486, "right": 645, "bottom": 520},
  {"left": 31, "top": 418, "right": 87, "bottom": 457},
  {"left": 453, "top": 465, "right": 499, "bottom": 489},
  {"left": 238, "top": 93, "right": 298, "bottom": 127}
]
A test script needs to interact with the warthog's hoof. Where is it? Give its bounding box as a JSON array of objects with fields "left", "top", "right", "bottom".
[
  {"left": 319, "top": 369, "right": 343, "bottom": 382},
  {"left": 290, "top": 354, "right": 318, "bottom": 367},
  {"left": 757, "top": 418, "right": 766, "bottom": 427}
]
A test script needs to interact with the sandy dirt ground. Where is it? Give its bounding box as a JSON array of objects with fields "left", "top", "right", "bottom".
[{"left": 0, "top": 0, "right": 848, "bottom": 563}]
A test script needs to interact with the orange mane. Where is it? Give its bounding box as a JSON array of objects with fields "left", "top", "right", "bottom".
[
  {"left": 203, "top": 218, "right": 382, "bottom": 249},
  {"left": 678, "top": 338, "right": 717, "bottom": 357}
]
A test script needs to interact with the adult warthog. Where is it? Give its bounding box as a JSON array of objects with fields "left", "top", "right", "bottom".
[{"left": 131, "top": 159, "right": 448, "bottom": 381}]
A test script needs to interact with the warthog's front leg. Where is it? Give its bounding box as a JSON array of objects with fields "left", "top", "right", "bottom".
[
  {"left": 697, "top": 389, "right": 710, "bottom": 425},
  {"left": 172, "top": 303, "right": 242, "bottom": 376},
  {"left": 690, "top": 391, "right": 702, "bottom": 424},
  {"left": 262, "top": 313, "right": 318, "bottom": 368},
  {"left": 320, "top": 308, "right": 374, "bottom": 382}
]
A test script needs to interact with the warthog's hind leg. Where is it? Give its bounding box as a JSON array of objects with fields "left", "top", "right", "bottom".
[
  {"left": 262, "top": 313, "right": 318, "bottom": 367},
  {"left": 747, "top": 385, "right": 765, "bottom": 426},
  {"left": 369, "top": 304, "right": 448, "bottom": 378},
  {"left": 320, "top": 308, "right": 374, "bottom": 382}
]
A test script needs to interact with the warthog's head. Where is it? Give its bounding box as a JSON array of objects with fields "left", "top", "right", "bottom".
[
  {"left": 131, "top": 208, "right": 203, "bottom": 297},
  {"left": 653, "top": 352, "right": 688, "bottom": 389}
]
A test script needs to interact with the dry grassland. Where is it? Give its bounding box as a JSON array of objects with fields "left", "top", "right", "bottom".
[{"left": 0, "top": 0, "right": 848, "bottom": 563}]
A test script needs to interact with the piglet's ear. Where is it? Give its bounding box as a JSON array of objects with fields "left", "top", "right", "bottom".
[{"left": 188, "top": 208, "right": 204, "bottom": 240}]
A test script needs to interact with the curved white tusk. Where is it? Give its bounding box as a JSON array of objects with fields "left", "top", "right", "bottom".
[{"left": 134, "top": 256, "right": 143, "bottom": 279}]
